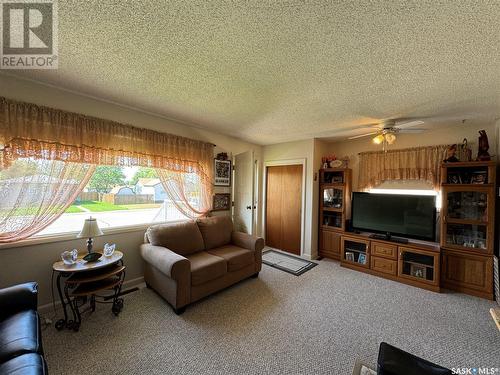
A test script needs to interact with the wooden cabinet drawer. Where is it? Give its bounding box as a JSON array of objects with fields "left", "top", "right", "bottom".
[
  {"left": 371, "top": 242, "right": 397, "bottom": 260},
  {"left": 370, "top": 256, "right": 397, "bottom": 275}
]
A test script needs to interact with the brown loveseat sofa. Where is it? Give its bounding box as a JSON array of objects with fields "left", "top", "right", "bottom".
[{"left": 141, "top": 216, "right": 264, "bottom": 314}]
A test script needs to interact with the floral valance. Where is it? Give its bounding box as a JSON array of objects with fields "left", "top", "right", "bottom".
[
  {"left": 0, "top": 96, "right": 214, "bottom": 184},
  {"left": 358, "top": 145, "right": 449, "bottom": 191}
]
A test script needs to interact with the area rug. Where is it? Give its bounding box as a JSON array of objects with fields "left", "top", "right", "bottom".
[{"left": 262, "top": 249, "right": 317, "bottom": 276}]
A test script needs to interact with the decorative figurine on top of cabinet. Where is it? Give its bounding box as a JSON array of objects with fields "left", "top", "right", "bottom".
[
  {"left": 477, "top": 130, "right": 491, "bottom": 161},
  {"left": 444, "top": 144, "right": 459, "bottom": 163},
  {"left": 459, "top": 138, "right": 472, "bottom": 162}
]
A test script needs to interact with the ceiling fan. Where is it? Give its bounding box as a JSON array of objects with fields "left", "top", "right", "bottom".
[{"left": 348, "top": 119, "right": 426, "bottom": 150}]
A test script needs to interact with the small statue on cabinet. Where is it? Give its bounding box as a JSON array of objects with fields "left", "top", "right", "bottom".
[
  {"left": 459, "top": 138, "right": 472, "bottom": 162},
  {"left": 477, "top": 130, "right": 491, "bottom": 161},
  {"left": 444, "top": 144, "right": 459, "bottom": 163}
]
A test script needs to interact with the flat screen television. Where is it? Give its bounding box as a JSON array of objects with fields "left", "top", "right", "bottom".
[{"left": 351, "top": 192, "right": 436, "bottom": 242}]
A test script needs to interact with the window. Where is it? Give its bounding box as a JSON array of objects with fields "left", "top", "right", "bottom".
[
  {"left": 369, "top": 188, "right": 441, "bottom": 210},
  {"left": 0, "top": 97, "right": 213, "bottom": 243},
  {"left": 36, "top": 166, "right": 189, "bottom": 237}
]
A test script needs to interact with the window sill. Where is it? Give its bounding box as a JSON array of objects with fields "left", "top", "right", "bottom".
[{"left": 0, "top": 219, "right": 189, "bottom": 250}]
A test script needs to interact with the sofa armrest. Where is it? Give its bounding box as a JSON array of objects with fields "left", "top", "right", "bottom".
[
  {"left": 0, "top": 282, "right": 38, "bottom": 319},
  {"left": 232, "top": 231, "right": 264, "bottom": 272},
  {"left": 231, "top": 231, "right": 265, "bottom": 252},
  {"left": 140, "top": 244, "right": 190, "bottom": 281}
]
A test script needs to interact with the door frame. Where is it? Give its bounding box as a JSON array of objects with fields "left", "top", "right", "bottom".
[
  {"left": 262, "top": 158, "right": 306, "bottom": 256},
  {"left": 232, "top": 150, "right": 256, "bottom": 234}
]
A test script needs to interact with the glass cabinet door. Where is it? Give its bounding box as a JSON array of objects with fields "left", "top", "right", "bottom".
[
  {"left": 322, "top": 212, "right": 342, "bottom": 229},
  {"left": 342, "top": 238, "right": 369, "bottom": 268},
  {"left": 398, "top": 248, "right": 437, "bottom": 285},
  {"left": 446, "top": 191, "right": 488, "bottom": 221},
  {"left": 322, "top": 187, "right": 343, "bottom": 210},
  {"left": 442, "top": 188, "right": 491, "bottom": 252},
  {"left": 444, "top": 223, "right": 487, "bottom": 251}
]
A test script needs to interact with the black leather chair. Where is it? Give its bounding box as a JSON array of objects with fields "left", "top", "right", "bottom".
[
  {"left": 377, "top": 342, "right": 451, "bottom": 375},
  {"left": 0, "top": 282, "right": 48, "bottom": 375}
]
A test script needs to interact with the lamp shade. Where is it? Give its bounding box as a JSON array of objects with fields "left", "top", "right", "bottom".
[{"left": 77, "top": 217, "right": 103, "bottom": 238}]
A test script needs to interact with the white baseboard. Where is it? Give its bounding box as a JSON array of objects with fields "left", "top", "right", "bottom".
[{"left": 38, "top": 276, "right": 145, "bottom": 315}]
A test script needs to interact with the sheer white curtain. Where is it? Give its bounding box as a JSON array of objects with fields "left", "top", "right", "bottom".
[
  {"left": 156, "top": 169, "right": 212, "bottom": 219},
  {"left": 0, "top": 158, "right": 95, "bottom": 243}
]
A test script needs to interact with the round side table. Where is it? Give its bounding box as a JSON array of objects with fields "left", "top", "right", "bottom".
[{"left": 52, "top": 251, "right": 125, "bottom": 331}]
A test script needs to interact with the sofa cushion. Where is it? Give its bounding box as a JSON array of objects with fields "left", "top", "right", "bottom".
[
  {"left": 0, "top": 310, "right": 41, "bottom": 363},
  {"left": 0, "top": 353, "right": 47, "bottom": 375},
  {"left": 207, "top": 245, "right": 254, "bottom": 272},
  {"left": 196, "top": 216, "right": 233, "bottom": 250},
  {"left": 187, "top": 251, "right": 227, "bottom": 286},
  {"left": 146, "top": 221, "right": 205, "bottom": 256}
]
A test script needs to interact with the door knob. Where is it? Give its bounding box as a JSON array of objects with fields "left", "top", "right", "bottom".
[{"left": 246, "top": 205, "right": 252, "bottom": 210}]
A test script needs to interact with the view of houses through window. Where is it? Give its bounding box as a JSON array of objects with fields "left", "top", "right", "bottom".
[{"left": 36, "top": 165, "right": 189, "bottom": 236}]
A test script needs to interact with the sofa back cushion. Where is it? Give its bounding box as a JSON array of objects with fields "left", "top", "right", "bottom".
[
  {"left": 196, "top": 216, "right": 233, "bottom": 250},
  {"left": 146, "top": 221, "right": 205, "bottom": 256}
]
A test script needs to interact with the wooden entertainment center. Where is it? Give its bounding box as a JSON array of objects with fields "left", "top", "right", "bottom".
[
  {"left": 340, "top": 233, "right": 440, "bottom": 292},
  {"left": 318, "top": 161, "right": 496, "bottom": 299}
]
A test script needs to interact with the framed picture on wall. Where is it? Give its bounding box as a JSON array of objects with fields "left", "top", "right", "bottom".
[
  {"left": 214, "top": 159, "right": 231, "bottom": 186},
  {"left": 212, "top": 193, "right": 231, "bottom": 211}
]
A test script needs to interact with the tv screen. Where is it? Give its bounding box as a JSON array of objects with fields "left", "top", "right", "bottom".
[{"left": 351, "top": 192, "right": 436, "bottom": 242}]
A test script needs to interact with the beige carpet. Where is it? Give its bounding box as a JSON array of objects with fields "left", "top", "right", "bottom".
[{"left": 42, "top": 260, "right": 500, "bottom": 374}]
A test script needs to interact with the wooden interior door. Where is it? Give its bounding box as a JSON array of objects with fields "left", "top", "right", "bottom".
[{"left": 265, "top": 165, "right": 302, "bottom": 255}]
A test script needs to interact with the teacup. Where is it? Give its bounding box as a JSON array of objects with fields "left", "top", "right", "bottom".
[{"left": 61, "top": 249, "right": 78, "bottom": 265}]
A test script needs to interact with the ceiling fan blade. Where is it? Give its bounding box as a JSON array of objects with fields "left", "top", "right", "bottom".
[
  {"left": 358, "top": 123, "right": 381, "bottom": 128},
  {"left": 348, "top": 132, "right": 378, "bottom": 140},
  {"left": 395, "top": 120, "right": 425, "bottom": 129},
  {"left": 398, "top": 129, "right": 425, "bottom": 133}
]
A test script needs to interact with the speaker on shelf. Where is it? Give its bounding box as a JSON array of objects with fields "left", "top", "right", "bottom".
[{"left": 346, "top": 219, "right": 353, "bottom": 232}]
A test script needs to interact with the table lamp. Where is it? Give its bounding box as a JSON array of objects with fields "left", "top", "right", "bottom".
[{"left": 77, "top": 217, "right": 103, "bottom": 254}]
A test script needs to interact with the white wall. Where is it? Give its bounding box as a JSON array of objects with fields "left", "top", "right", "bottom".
[{"left": 0, "top": 74, "right": 262, "bottom": 306}]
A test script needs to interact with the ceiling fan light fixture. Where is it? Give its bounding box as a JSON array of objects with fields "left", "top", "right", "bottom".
[
  {"left": 372, "top": 134, "right": 385, "bottom": 144},
  {"left": 385, "top": 133, "right": 396, "bottom": 144}
]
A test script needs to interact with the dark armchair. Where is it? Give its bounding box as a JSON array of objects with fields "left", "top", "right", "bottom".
[{"left": 0, "top": 282, "right": 48, "bottom": 374}]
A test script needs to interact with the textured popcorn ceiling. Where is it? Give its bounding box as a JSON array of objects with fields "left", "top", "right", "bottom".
[{"left": 5, "top": 0, "right": 500, "bottom": 145}]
